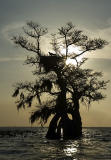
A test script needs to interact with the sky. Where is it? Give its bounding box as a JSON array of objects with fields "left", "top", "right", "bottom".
[{"left": 0, "top": 0, "right": 111, "bottom": 127}]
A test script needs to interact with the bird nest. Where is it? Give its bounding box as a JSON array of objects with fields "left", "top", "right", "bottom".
[{"left": 40, "top": 55, "right": 63, "bottom": 72}]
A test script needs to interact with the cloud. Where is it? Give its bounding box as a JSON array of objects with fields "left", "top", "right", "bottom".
[
  {"left": 80, "top": 18, "right": 111, "bottom": 60},
  {"left": 0, "top": 57, "right": 25, "bottom": 62},
  {"left": 1, "top": 22, "right": 25, "bottom": 43}
]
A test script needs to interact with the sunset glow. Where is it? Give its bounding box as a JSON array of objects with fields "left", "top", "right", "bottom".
[
  {"left": 61, "top": 45, "right": 81, "bottom": 55},
  {"left": 62, "top": 46, "right": 84, "bottom": 66}
]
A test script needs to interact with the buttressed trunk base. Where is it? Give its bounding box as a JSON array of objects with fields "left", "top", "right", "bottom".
[{"left": 46, "top": 110, "right": 82, "bottom": 140}]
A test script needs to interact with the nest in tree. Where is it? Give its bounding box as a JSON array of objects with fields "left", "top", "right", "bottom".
[{"left": 40, "top": 55, "right": 62, "bottom": 72}]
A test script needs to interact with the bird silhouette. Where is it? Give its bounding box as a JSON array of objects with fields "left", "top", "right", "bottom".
[{"left": 48, "top": 52, "right": 56, "bottom": 56}]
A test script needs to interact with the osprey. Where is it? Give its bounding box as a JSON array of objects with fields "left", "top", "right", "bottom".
[{"left": 48, "top": 52, "right": 56, "bottom": 56}]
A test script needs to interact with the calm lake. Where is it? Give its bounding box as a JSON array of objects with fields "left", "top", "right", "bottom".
[{"left": 0, "top": 127, "right": 111, "bottom": 160}]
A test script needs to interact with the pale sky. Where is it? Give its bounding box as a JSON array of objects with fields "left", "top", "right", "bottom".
[{"left": 0, "top": 0, "right": 111, "bottom": 127}]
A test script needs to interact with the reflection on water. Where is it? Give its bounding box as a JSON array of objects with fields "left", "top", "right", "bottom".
[
  {"left": 64, "top": 146, "right": 77, "bottom": 156},
  {"left": 63, "top": 141, "right": 78, "bottom": 156},
  {"left": 0, "top": 127, "right": 111, "bottom": 160}
]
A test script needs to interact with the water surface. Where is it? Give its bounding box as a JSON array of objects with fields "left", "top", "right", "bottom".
[{"left": 0, "top": 127, "right": 111, "bottom": 160}]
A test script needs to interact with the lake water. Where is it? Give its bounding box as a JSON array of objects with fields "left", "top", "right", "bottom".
[{"left": 0, "top": 127, "right": 111, "bottom": 160}]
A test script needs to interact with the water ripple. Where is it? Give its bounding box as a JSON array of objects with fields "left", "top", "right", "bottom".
[{"left": 0, "top": 127, "right": 110, "bottom": 160}]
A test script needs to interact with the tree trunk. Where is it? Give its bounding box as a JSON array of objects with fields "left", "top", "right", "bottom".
[
  {"left": 61, "top": 113, "right": 74, "bottom": 139},
  {"left": 71, "top": 100, "right": 82, "bottom": 138},
  {"left": 57, "top": 113, "right": 70, "bottom": 139},
  {"left": 46, "top": 100, "right": 82, "bottom": 139},
  {"left": 46, "top": 69, "right": 82, "bottom": 139},
  {"left": 60, "top": 100, "right": 82, "bottom": 139},
  {"left": 46, "top": 113, "right": 61, "bottom": 139}
]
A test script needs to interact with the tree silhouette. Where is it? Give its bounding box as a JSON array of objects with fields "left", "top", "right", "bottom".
[{"left": 12, "top": 21, "right": 108, "bottom": 139}]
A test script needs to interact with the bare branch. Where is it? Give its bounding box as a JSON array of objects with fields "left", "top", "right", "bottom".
[{"left": 12, "top": 36, "right": 40, "bottom": 55}]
